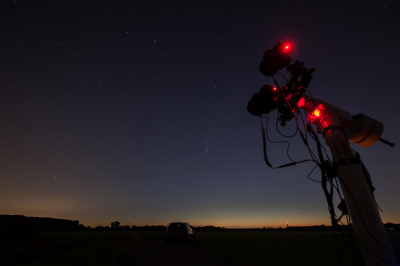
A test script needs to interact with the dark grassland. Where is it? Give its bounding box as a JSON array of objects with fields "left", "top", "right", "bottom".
[{"left": 1, "top": 231, "right": 399, "bottom": 265}]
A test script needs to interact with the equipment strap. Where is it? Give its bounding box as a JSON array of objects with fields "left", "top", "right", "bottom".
[{"left": 332, "top": 157, "right": 361, "bottom": 169}]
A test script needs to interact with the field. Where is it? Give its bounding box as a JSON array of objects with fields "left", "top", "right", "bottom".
[
  {"left": 196, "top": 231, "right": 400, "bottom": 265},
  {"left": 1, "top": 230, "right": 399, "bottom": 265}
]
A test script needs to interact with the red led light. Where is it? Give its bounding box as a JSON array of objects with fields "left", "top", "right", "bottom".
[
  {"left": 282, "top": 42, "right": 292, "bottom": 52},
  {"left": 308, "top": 107, "right": 322, "bottom": 123},
  {"left": 297, "top": 97, "right": 306, "bottom": 107},
  {"left": 273, "top": 87, "right": 277, "bottom": 91}
]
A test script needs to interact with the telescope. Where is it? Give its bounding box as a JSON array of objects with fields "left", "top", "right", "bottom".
[
  {"left": 248, "top": 42, "right": 394, "bottom": 148},
  {"left": 247, "top": 42, "right": 397, "bottom": 265}
]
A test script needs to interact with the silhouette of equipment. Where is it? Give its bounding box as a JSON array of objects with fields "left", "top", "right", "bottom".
[{"left": 247, "top": 42, "right": 397, "bottom": 266}]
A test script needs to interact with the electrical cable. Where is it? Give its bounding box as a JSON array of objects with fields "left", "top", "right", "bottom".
[
  {"left": 341, "top": 214, "right": 363, "bottom": 266},
  {"left": 307, "top": 163, "right": 321, "bottom": 183},
  {"left": 274, "top": 72, "right": 288, "bottom": 84},
  {"left": 263, "top": 104, "right": 355, "bottom": 263},
  {"left": 292, "top": 104, "right": 339, "bottom": 227},
  {"left": 256, "top": 75, "right": 396, "bottom": 264},
  {"left": 294, "top": 92, "right": 374, "bottom": 264},
  {"left": 323, "top": 234, "right": 337, "bottom": 266},
  {"left": 263, "top": 116, "right": 297, "bottom": 163},
  {"left": 304, "top": 99, "right": 392, "bottom": 263},
  {"left": 297, "top": 109, "right": 310, "bottom": 143},
  {"left": 269, "top": 88, "right": 339, "bottom": 226},
  {"left": 281, "top": 92, "right": 322, "bottom": 166},
  {"left": 324, "top": 232, "right": 347, "bottom": 266},
  {"left": 304, "top": 115, "right": 332, "bottom": 164},
  {"left": 317, "top": 114, "right": 398, "bottom": 263},
  {"left": 303, "top": 119, "right": 364, "bottom": 265},
  {"left": 275, "top": 111, "right": 298, "bottom": 138},
  {"left": 352, "top": 149, "right": 383, "bottom": 212},
  {"left": 260, "top": 116, "right": 314, "bottom": 169},
  {"left": 309, "top": 126, "right": 337, "bottom": 226},
  {"left": 252, "top": 44, "right": 399, "bottom": 265}
]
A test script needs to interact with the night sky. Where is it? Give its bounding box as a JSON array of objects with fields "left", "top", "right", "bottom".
[{"left": 1, "top": 1, "right": 399, "bottom": 228}]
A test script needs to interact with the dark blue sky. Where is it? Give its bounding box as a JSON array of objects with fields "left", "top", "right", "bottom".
[{"left": 1, "top": 0, "right": 399, "bottom": 228}]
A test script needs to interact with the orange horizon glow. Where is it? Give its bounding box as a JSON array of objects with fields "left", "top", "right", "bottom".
[{"left": 76, "top": 216, "right": 400, "bottom": 229}]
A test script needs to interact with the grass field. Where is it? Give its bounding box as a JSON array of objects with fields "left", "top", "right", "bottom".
[
  {"left": 1, "top": 230, "right": 399, "bottom": 265},
  {"left": 196, "top": 231, "right": 362, "bottom": 265},
  {"left": 196, "top": 231, "right": 400, "bottom": 265},
  {"left": 1, "top": 231, "right": 164, "bottom": 265}
]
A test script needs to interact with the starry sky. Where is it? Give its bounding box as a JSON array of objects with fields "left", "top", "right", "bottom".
[{"left": 1, "top": 0, "right": 399, "bottom": 228}]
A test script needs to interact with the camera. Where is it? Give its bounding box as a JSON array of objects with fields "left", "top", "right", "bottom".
[
  {"left": 259, "top": 42, "right": 292, "bottom": 77},
  {"left": 248, "top": 42, "right": 315, "bottom": 120}
]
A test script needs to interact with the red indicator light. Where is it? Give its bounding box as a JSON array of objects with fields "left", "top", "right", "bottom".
[
  {"left": 297, "top": 97, "right": 306, "bottom": 107},
  {"left": 273, "top": 87, "right": 277, "bottom": 91},
  {"left": 308, "top": 107, "right": 322, "bottom": 123},
  {"left": 282, "top": 42, "right": 292, "bottom": 52}
]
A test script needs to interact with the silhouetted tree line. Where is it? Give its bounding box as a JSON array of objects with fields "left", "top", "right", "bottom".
[
  {"left": 284, "top": 223, "right": 399, "bottom": 232},
  {"left": 284, "top": 224, "right": 354, "bottom": 232},
  {"left": 193, "top": 225, "right": 339, "bottom": 232},
  {"left": 0, "top": 215, "right": 80, "bottom": 231},
  {"left": 93, "top": 222, "right": 167, "bottom": 231},
  {"left": 191, "top": 224, "right": 400, "bottom": 232},
  {"left": 384, "top": 223, "right": 400, "bottom": 231},
  {"left": 193, "top": 225, "right": 226, "bottom": 231},
  {"left": 0, "top": 215, "right": 83, "bottom": 243},
  {"left": 1, "top": 214, "right": 398, "bottom": 240}
]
